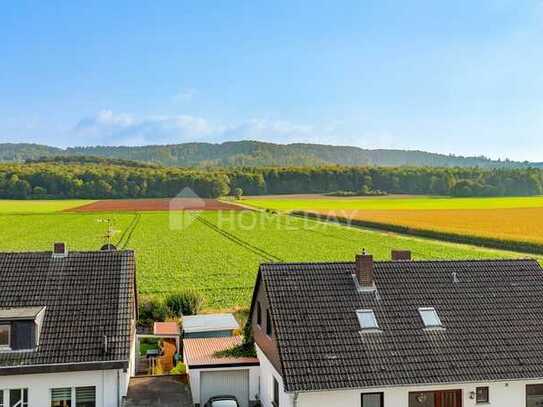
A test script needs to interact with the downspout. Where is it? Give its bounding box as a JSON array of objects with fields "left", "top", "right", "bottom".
[
  {"left": 117, "top": 369, "right": 120, "bottom": 407},
  {"left": 292, "top": 392, "right": 299, "bottom": 407}
]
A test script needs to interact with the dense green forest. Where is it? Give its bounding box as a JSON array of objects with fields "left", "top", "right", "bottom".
[
  {"left": 0, "top": 159, "right": 542, "bottom": 199},
  {"left": 1, "top": 141, "right": 541, "bottom": 168}
]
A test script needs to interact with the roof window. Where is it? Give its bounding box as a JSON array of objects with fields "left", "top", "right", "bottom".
[
  {"left": 356, "top": 309, "right": 380, "bottom": 331},
  {"left": 418, "top": 307, "right": 443, "bottom": 328}
]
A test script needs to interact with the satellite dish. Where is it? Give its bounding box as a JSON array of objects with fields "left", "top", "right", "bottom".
[{"left": 100, "top": 244, "right": 117, "bottom": 251}]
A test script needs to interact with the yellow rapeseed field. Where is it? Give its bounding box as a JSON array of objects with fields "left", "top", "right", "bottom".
[{"left": 316, "top": 207, "right": 543, "bottom": 246}]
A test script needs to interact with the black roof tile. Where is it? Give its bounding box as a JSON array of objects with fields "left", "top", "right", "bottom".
[
  {"left": 0, "top": 250, "right": 136, "bottom": 372},
  {"left": 259, "top": 259, "right": 543, "bottom": 392}
]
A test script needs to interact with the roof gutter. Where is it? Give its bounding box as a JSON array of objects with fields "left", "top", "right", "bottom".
[
  {"left": 0, "top": 359, "right": 129, "bottom": 376},
  {"left": 292, "top": 392, "right": 299, "bottom": 407},
  {"left": 284, "top": 376, "right": 543, "bottom": 395}
]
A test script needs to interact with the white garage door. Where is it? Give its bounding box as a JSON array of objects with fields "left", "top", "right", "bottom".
[{"left": 200, "top": 369, "right": 249, "bottom": 407}]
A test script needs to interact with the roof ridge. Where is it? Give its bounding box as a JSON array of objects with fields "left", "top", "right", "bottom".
[
  {"left": 378, "top": 258, "right": 537, "bottom": 263},
  {"left": 0, "top": 249, "right": 134, "bottom": 255},
  {"left": 260, "top": 258, "right": 538, "bottom": 268}
]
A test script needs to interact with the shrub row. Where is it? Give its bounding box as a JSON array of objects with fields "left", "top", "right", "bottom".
[{"left": 138, "top": 289, "right": 204, "bottom": 328}]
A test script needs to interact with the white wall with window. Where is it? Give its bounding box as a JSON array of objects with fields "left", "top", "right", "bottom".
[
  {"left": 294, "top": 379, "right": 543, "bottom": 407},
  {"left": 254, "top": 349, "right": 543, "bottom": 407},
  {"left": 0, "top": 368, "right": 129, "bottom": 407},
  {"left": 256, "top": 345, "right": 291, "bottom": 407}
]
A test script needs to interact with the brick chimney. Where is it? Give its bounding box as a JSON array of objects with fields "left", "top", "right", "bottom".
[
  {"left": 355, "top": 250, "right": 374, "bottom": 288},
  {"left": 52, "top": 242, "right": 68, "bottom": 258},
  {"left": 391, "top": 250, "right": 411, "bottom": 261}
]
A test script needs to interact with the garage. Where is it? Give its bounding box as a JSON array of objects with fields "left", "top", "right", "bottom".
[
  {"left": 183, "top": 336, "right": 260, "bottom": 407},
  {"left": 200, "top": 370, "right": 249, "bottom": 407}
]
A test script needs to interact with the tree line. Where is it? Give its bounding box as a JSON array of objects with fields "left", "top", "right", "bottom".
[
  {"left": 229, "top": 167, "right": 543, "bottom": 197},
  {"left": 0, "top": 161, "right": 542, "bottom": 199}
]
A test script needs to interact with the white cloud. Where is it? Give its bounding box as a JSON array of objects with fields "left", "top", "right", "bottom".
[{"left": 72, "top": 110, "right": 322, "bottom": 146}]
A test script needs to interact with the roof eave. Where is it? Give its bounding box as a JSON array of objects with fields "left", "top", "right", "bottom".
[{"left": 0, "top": 359, "right": 129, "bottom": 376}]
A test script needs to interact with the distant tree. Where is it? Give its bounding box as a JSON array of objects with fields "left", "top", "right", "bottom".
[
  {"left": 32, "top": 186, "right": 47, "bottom": 196},
  {"left": 233, "top": 187, "right": 243, "bottom": 200}
]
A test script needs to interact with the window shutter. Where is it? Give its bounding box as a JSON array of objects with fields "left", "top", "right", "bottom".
[
  {"left": 76, "top": 387, "right": 96, "bottom": 403},
  {"left": 51, "top": 388, "right": 72, "bottom": 401}
]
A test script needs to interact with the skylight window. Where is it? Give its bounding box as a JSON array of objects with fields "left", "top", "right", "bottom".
[
  {"left": 418, "top": 307, "right": 443, "bottom": 328},
  {"left": 356, "top": 309, "right": 379, "bottom": 331}
]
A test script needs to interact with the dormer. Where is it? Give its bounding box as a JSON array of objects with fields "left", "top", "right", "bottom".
[{"left": 0, "top": 306, "right": 46, "bottom": 352}]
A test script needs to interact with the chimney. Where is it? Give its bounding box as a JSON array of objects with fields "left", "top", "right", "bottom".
[
  {"left": 52, "top": 242, "right": 68, "bottom": 258},
  {"left": 391, "top": 250, "right": 411, "bottom": 261},
  {"left": 355, "top": 250, "right": 374, "bottom": 288}
]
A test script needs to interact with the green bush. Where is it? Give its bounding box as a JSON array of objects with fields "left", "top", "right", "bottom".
[
  {"left": 232, "top": 187, "right": 243, "bottom": 200},
  {"left": 139, "top": 338, "right": 159, "bottom": 356},
  {"left": 165, "top": 289, "right": 204, "bottom": 317},
  {"left": 170, "top": 362, "right": 187, "bottom": 375},
  {"left": 138, "top": 296, "right": 169, "bottom": 326}
]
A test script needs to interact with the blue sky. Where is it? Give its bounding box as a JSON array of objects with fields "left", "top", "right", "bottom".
[{"left": 1, "top": 1, "right": 542, "bottom": 160}]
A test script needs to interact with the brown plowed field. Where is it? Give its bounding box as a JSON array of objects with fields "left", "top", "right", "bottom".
[{"left": 68, "top": 198, "right": 246, "bottom": 212}]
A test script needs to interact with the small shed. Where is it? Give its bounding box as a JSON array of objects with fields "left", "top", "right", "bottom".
[
  {"left": 184, "top": 336, "right": 259, "bottom": 407},
  {"left": 182, "top": 313, "right": 239, "bottom": 338}
]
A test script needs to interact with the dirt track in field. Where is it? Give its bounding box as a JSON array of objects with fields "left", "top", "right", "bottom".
[{"left": 68, "top": 198, "right": 246, "bottom": 212}]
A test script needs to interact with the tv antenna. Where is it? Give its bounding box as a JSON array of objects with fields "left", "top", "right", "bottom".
[{"left": 97, "top": 218, "right": 120, "bottom": 247}]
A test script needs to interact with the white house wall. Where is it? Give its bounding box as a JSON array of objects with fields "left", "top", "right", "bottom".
[
  {"left": 256, "top": 345, "right": 292, "bottom": 407},
  {"left": 187, "top": 365, "right": 260, "bottom": 405},
  {"left": 257, "top": 344, "right": 543, "bottom": 407},
  {"left": 297, "top": 379, "right": 543, "bottom": 407},
  {"left": 0, "top": 368, "right": 129, "bottom": 407}
]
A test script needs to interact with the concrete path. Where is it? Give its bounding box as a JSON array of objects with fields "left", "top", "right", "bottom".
[{"left": 124, "top": 376, "right": 193, "bottom": 407}]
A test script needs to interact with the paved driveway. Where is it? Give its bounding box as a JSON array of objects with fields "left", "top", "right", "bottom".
[{"left": 124, "top": 376, "right": 193, "bottom": 407}]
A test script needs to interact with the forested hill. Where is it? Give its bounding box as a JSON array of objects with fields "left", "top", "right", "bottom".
[{"left": 1, "top": 141, "right": 541, "bottom": 168}]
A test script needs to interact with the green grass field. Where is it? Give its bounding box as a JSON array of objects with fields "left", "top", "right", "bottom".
[
  {"left": 243, "top": 195, "right": 543, "bottom": 212},
  {"left": 0, "top": 199, "right": 94, "bottom": 214},
  {"left": 0, "top": 210, "right": 536, "bottom": 310}
]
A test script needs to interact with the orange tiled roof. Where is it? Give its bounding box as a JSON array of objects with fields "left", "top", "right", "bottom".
[
  {"left": 153, "top": 321, "right": 180, "bottom": 336},
  {"left": 183, "top": 336, "right": 259, "bottom": 367}
]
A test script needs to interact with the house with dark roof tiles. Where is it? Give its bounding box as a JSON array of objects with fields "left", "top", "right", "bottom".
[
  {"left": 0, "top": 244, "right": 137, "bottom": 407},
  {"left": 249, "top": 250, "right": 543, "bottom": 407}
]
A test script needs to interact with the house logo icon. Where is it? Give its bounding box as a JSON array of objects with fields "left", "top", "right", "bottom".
[{"left": 168, "top": 187, "right": 206, "bottom": 230}]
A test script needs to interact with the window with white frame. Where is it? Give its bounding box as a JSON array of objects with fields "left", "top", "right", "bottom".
[
  {"left": 50, "top": 387, "right": 96, "bottom": 407},
  {"left": 476, "top": 386, "right": 489, "bottom": 403},
  {"left": 0, "top": 325, "right": 10, "bottom": 349},
  {"left": 75, "top": 387, "right": 96, "bottom": 407},
  {"left": 9, "top": 389, "right": 28, "bottom": 407},
  {"left": 362, "top": 392, "right": 384, "bottom": 407},
  {"left": 418, "top": 307, "right": 443, "bottom": 328},
  {"left": 51, "top": 388, "right": 71, "bottom": 407},
  {"left": 272, "top": 377, "right": 279, "bottom": 407}
]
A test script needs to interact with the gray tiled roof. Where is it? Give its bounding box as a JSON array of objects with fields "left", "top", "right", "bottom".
[
  {"left": 0, "top": 250, "right": 136, "bottom": 372},
  {"left": 260, "top": 259, "right": 543, "bottom": 392}
]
